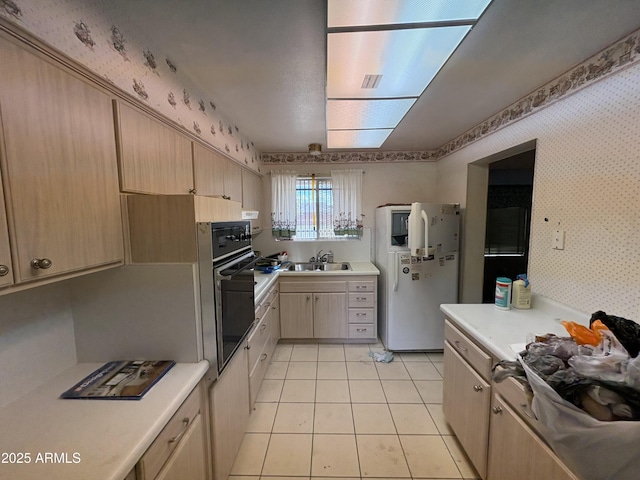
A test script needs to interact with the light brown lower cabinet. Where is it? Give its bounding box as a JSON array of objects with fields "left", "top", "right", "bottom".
[
  {"left": 136, "top": 384, "right": 209, "bottom": 480},
  {"left": 487, "top": 395, "right": 578, "bottom": 480},
  {"left": 209, "top": 343, "right": 250, "bottom": 480}
]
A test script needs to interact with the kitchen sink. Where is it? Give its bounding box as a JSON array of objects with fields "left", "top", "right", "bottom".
[{"left": 286, "top": 262, "right": 350, "bottom": 272}]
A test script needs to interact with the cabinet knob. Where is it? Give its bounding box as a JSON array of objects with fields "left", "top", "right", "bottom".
[
  {"left": 492, "top": 406, "right": 503, "bottom": 415},
  {"left": 473, "top": 385, "right": 483, "bottom": 392},
  {"left": 0, "top": 265, "right": 9, "bottom": 276},
  {"left": 306, "top": 295, "right": 311, "bottom": 300},
  {"left": 189, "top": 188, "right": 197, "bottom": 194},
  {"left": 30, "top": 258, "right": 52, "bottom": 270},
  {"left": 260, "top": 353, "right": 268, "bottom": 361}
]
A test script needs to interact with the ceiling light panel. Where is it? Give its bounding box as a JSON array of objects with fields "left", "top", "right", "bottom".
[
  {"left": 327, "top": 129, "right": 393, "bottom": 149},
  {"left": 327, "top": 98, "right": 416, "bottom": 130},
  {"left": 327, "top": 26, "right": 470, "bottom": 98},
  {"left": 328, "top": 0, "right": 492, "bottom": 27}
]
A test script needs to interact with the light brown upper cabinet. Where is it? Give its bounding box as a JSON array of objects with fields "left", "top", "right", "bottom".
[
  {"left": 0, "top": 36, "right": 123, "bottom": 284},
  {"left": 192, "top": 142, "right": 242, "bottom": 201},
  {"left": 0, "top": 170, "right": 13, "bottom": 288},
  {"left": 115, "top": 101, "right": 194, "bottom": 195},
  {"left": 241, "top": 170, "right": 263, "bottom": 211}
]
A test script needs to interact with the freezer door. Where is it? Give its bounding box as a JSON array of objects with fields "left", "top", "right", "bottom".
[{"left": 386, "top": 251, "right": 458, "bottom": 351}]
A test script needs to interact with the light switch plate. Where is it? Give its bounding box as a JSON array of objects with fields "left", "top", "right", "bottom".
[{"left": 552, "top": 229, "right": 565, "bottom": 250}]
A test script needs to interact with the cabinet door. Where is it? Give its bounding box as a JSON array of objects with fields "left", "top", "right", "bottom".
[
  {"left": 314, "top": 293, "right": 347, "bottom": 338},
  {"left": 0, "top": 170, "right": 13, "bottom": 287},
  {"left": 488, "top": 395, "right": 578, "bottom": 480},
  {"left": 280, "top": 293, "right": 313, "bottom": 338},
  {"left": 224, "top": 160, "right": 243, "bottom": 202},
  {"left": 193, "top": 143, "right": 225, "bottom": 197},
  {"left": 270, "top": 288, "right": 280, "bottom": 345},
  {"left": 210, "top": 345, "right": 250, "bottom": 480},
  {"left": 0, "top": 39, "right": 123, "bottom": 282},
  {"left": 116, "top": 101, "right": 193, "bottom": 194},
  {"left": 154, "top": 413, "right": 207, "bottom": 480},
  {"left": 443, "top": 341, "right": 491, "bottom": 478}
]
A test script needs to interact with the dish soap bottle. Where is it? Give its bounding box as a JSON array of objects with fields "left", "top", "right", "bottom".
[{"left": 512, "top": 274, "right": 531, "bottom": 309}]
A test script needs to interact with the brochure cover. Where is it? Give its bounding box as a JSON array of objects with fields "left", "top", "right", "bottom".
[{"left": 61, "top": 360, "right": 175, "bottom": 400}]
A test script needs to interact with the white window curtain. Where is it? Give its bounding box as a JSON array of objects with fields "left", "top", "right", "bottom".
[
  {"left": 331, "top": 169, "right": 363, "bottom": 238},
  {"left": 271, "top": 170, "right": 298, "bottom": 238}
]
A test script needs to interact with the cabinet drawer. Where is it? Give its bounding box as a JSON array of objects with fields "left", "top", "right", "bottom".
[
  {"left": 280, "top": 280, "right": 346, "bottom": 293},
  {"left": 348, "top": 308, "right": 375, "bottom": 324},
  {"left": 348, "top": 280, "right": 374, "bottom": 292},
  {"left": 349, "top": 324, "right": 376, "bottom": 339},
  {"left": 348, "top": 293, "right": 375, "bottom": 308},
  {"left": 138, "top": 385, "right": 201, "bottom": 480},
  {"left": 247, "top": 314, "right": 271, "bottom": 369},
  {"left": 249, "top": 341, "right": 272, "bottom": 407},
  {"left": 493, "top": 370, "right": 535, "bottom": 425},
  {"left": 445, "top": 319, "right": 492, "bottom": 380}
]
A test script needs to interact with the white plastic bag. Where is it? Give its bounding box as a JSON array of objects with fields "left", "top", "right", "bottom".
[{"left": 520, "top": 357, "right": 640, "bottom": 480}]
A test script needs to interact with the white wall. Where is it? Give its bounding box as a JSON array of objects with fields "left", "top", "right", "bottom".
[
  {"left": 253, "top": 161, "right": 437, "bottom": 262},
  {"left": 0, "top": 283, "right": 77, "bottom": 408},
  {"left": 436, "top": 63, "right": 640, "bottom": 319}
]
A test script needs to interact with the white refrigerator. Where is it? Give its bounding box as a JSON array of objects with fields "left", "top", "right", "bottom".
[{"left": 375, "top": 203, "right": 460, "bottom": 351}]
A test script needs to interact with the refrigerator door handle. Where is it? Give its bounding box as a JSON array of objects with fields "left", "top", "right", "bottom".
[
  {"left": 393, "top": 252, "right": 399, "bottom": 292},
  {"left": 421, "top": 209, "right": 429, "bottom": 254}
]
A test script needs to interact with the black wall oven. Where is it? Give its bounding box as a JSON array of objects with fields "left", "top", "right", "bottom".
[{"left": 198, "top": 221, "right": 260, "bottom": 379}]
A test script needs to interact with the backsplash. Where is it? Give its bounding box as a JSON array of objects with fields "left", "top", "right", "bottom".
[{"left": 0, "top": 0, "right": 261, "bottom": 172}]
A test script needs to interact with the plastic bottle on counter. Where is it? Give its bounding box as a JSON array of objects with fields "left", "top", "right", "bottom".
[
  {"left": 495, "top": 277, "right": 512, "bottom": 310},
  {"left": 512, "top": 274, "right": 531, "bottom": 309}
]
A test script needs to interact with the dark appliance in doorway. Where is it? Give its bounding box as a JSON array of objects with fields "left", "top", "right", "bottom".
[{"left": 198, "top": 221, "right": 260, "bottom": 378}]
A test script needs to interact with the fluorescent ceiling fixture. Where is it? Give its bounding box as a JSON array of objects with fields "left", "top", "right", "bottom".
[
  {"left": 328, "top": 0, "right": 492, "bottom": 27},
  {"left": 327, "top": 98, "right": 416, "bottom": 130},
  {"left": 327, "top": 26, "right": 470, "bottom": 98},
  {"left": 327, "top": 129, "right": 393, "bottom": 149}
]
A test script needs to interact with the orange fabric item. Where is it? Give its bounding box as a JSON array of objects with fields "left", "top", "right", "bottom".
[{"left": 562, "top": 320, "right": 609, "bottom": 346}]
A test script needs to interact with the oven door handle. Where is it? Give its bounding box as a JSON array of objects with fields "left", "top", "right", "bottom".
[{"left": 218, "top": 256, "right": 262, "bottom": 279}]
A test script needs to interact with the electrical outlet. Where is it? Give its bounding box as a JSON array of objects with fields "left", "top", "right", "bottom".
[{"left": 552, "top": 229, "right": 565, "bottom": 250}]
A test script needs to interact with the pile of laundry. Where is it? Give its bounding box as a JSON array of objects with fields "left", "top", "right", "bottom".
[{"left": 495, "top": 310, "right": 640, "bottom": 421}]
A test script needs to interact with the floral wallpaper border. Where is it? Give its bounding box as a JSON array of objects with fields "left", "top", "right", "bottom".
[
  {"left": 263, "top": 27, "right": 640, "bottom": 165},
  {"left": 0, "top": 0, "right": 261, "bottom": 173}
]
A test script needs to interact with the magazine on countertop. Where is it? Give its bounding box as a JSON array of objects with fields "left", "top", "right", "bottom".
[{"left": 60, "top": 360, "right": 175, "bottom": 400}]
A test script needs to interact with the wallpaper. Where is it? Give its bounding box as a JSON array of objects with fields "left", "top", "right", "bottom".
[
  {"left": 263, "top": 26, "right": 640, "bottom": 165},
  {"left": 435, "top": 61, "right": 640, "bottom": 320},
  {"left": 0, "top": 0, "right": 261, "bottom": 172}
]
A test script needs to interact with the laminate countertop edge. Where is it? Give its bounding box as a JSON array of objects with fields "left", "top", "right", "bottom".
[
  {"left": 440, "top": 295, "right": 590, "bottom": 361},
  {"left": 0, "top": 360, "right": 209, "bottom": 480}
]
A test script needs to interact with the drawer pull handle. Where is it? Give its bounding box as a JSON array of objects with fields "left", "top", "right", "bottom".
[
  {"left": 356, "top": 297, "right": 367, "bottom": 300},
  {"left": 520, "top": 404, "right": 535, "bottom": 419},
  {"left": 454, "top": 340, "right": 468, "bottom": 352},
  {"left": 356, "top": 313, "right": 367, "bottom": 316},
  {"left": 356, "top": 285, "right": 366, "bottom": 289},
  {"left": 473, "top": 385, "right": 483, "bottom": 392},
  {"left": 265, "top": 302, "right": 271, "bottom": 307},
  {"left": 356, "top": 328, "right": 368, "bottom": 332},
  {"left": 168, "top": 418, "right": 190, "bottom": 444},
  {"left": 492, "top": 406, "right": 503, "bottom": 415},
  {"left": 260, "top": 324, "right": 267, "bottom": 331},
  {"left": 260, "top": 353, "right": 268, "bottom": 361}
]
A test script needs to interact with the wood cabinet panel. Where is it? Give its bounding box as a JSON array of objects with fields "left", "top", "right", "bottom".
[
  {"left": 224, "top": 160, "right": 243, "bottom": 202},
  {"left": 193, "top": 142, "right": 225, "bottom": 197},
  {"left": 115, "top": 101, "right": 193, "bottom": 195},
  {"left": 210, "top": 344, "right": 250, "bottom": 480},
  {"left": 0, "top": 38, "right": 123, "bottom": 283},
  {"left": 443, "top": 341, "right": 491, "bottom": 478},
  {"left": 280, "top": 292, "right": 314, "bottom": 338},
  {"left": 314, "top": 293, "right": 347, "bottom": 338},
  {"left": 488, "top": 395, "right": 578, "bottom": 480},
  {"left": 154, "top": 412, "right": 207, "bottom": 480},
  {"left": 0, "top": 170, "right": 13, "bottom": 287}
]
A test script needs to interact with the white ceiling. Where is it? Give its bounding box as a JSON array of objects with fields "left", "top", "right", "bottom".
[{"left": 114, "top": 0, "right": 640, "bottom": 153}]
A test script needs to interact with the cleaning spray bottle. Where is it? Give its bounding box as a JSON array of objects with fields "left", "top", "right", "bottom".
[{"left": 512, "top": 274, "right": 531, "bottom": 309}]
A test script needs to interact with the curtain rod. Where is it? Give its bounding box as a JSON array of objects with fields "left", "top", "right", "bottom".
[{"left": 268, "top": 170, "right": 365, "bottom": 175}]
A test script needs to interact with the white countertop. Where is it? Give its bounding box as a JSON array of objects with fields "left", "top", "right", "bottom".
[
  {"left": 0, "top": 360, "right": 208, "bottom": 480},
  {"left": 440, "top": 295, "right": 590, "bottom": 361}
]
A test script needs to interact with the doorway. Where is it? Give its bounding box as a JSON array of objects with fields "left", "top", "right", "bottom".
[
  {"left": 482, "top": 151, "right": 535, "bottom": 302},
  {"left": 460, "top": 140, "right": 536, "bottom": 304}
]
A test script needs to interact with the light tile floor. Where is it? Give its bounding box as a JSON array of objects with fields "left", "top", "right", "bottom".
[{"left": 230, "top": 342, "right": 480, "bottom": 480}]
